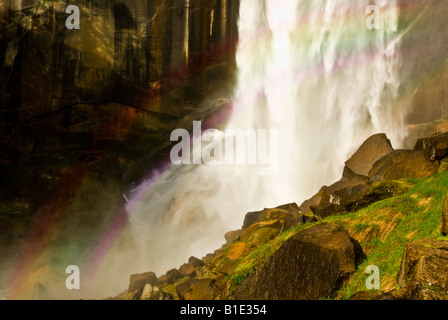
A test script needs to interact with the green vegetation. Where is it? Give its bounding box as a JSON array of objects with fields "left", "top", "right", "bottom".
[
  {"left": 333, "top": 171, "right": 448, "bottom": 299},
  {"left": 226, "top": 221, "right": 319, "bottom": 291},
  {"left": 160, "top": 276, "right": 190, "bottom": 299},
  {"left": 223, "top": 171, "right": 448, "bottom": 299}
]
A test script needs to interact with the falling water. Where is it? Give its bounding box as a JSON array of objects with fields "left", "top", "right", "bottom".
[{"left": 126, "top": 0, "right": 404, "bottom": 278}]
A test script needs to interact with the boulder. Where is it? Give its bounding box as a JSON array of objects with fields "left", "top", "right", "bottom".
[
  {"left": 347, "top": 180, "right": 412, "bottom": 212},
  {"left": 166, "top": 269, "right": 184, "bottom": 285},
  {"left": 218, "top": 259, "right": 239, "bottom": 275},
  {"left": 442, "top": 195, "right": 448, "bottom": 236},
  {"left": 396, "top": 239, "right": 448, "bottom": 300},
  {"left": 128, "top": 272, "right": 158, "bottom": 292},
  {"left": 299, "top": 193, "right": 323, "bottom": 214},
  {"left": 310, "top": 203, "right": 345, "bottom": 219},
  {"left": 225, "top": 229, "right": 242, "bottom": 243},
  {"left": 240, "top": 220, "right": 284, "bottom": 241},
  {"left": 188, "top": 256, "right": 206, "bottom": 268},
  {"left": 226, "top": 242, "right": 247, "bottom": 260},
  {"left": 140, "top": 283, "right": 162, "bottom": 301},
  {"left": 343, "top": 133, "right": 394, "bottom": 181},
  {"left": 403, "top": 121, "right": 448, "bottom": 149},
  {"left": 235, "top": 223, "right": 360, "bottom": 300},
  {"left": 309, "top": 180, "right": 369, "bottom": 218},
  {"left": 438, "top": 157, "right": 448, "bottom": 173},
  {"left": 159, "top": 288, "right": 175, "bottom": 301},
  {"left": 157, "top": 274, "right": 168, "bottom": 285},
  {"left": 245, "top": 227, "right": 285, "bottom": 248},
  {"left": 176, "top": 279, "right": 215, "bottom": 300},
  {"left": 242, "top": 203, "right": 302, "bottom": 230},
  {"left": 368, "top": 150, "right": 438, "bottom": 183},
  {"left": 179, "top": 263, "right": 196, "bottom": 277},
  {"left": 414, "top": 132, "right": 448, "bottom": 161}
]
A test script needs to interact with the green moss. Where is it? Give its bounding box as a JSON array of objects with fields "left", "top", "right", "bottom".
[
  {"left": 424, "top": 285, "right": 443, "bottom": 293},
  {"left": 334, "top": 171, "right": 448, "bottom": 300},
  {"left": 233, "top": 274, "right": 246, "bottom": 285},
  {"left": 217, "top": 171, "right": 448, "bottom": 300},
  {"left": 353, "top": 222, "right": 370, "bottom": 232},
  {"left": 160, "top": 276, "right": 191, "bottom": 300},
  {"left": 227, "top": 222, "right": 319, "bottom": 291},
  {"left": 368, "top": 180, "right": 413, "bottom": 196}
]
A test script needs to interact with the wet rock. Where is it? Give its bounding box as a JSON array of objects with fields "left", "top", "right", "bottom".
[
  {"left": 396, "top": 239, "right": 448, "bottom": 300},
  {"left": 235, "top": 223, "right": 359, "bottom": 300},
  {"left": 241, "top": 203, "right": 311, "bottom": 236},
  {"left": 157, "top": 274, "right": 168, "bottom": 286},
  {"left": 309, "top": 180, "right": 369, "bottom": 218},
  {"left": 179, "top": 263, "right": 196, "bottom": 277},
  {"left": 246, "top": 227, "right": 283, "bottom": 248},
  {"left": 176, "top": 279, "right": 215, "bottom": 301},
  {"left": 218, "top": 260, "right": 239, "bottom": 275},
  {"left": 128, "top": 272, "right": 159, "bottom": 292},
  {"left": 343, "top": 133, "right": 394, "bottom": 181},
  {"left": 166, "top": 269, "right": 184, "bottom": 285},
  {"left": 414, "top": 132, "right": 448, "bottom": 161},
  {"left": 140, "top": 283, "right": 161, "bottom": 301},
  {"left": 176, "top": 281, "right": 191, "bottom": 301},
  {"left": 159, "top": 288, "right": 175, "bottom": 301},
  {"left": 225, "top": 229, "right": 242, "bottom": 243},
  {"left": 438, "top": 157, "right": 448, "bottom": 173},
  {"left": 347, "top": 180, "right": 412, "bottom": 212},
  {"left": 188, "top": 256, "right": 206, "bottom": 268},
  {"left": 226, "top": 242, "right": 247, "bottom": 260},
  {"left": 403, "top": 122, "right": 448, "bottom": 150},
  {"left": 241, "top": 220, "right": 284, "bottom": 241},
  {"left": 242, "top": 203, "right": 302, "bottom": 230},
  {"left": 368, "top": 150, "right": 438, "bottom": 183},
  {"left": 300, "top": 193, "right": 323, "bottom": 214},
  {"left": 310, "top": 203, "right": 345, "bottom": 219}
]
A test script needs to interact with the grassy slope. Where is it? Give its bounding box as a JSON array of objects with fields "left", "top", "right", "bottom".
[{"left": 225, "top": 170, "right": 448, "bottom": 300}]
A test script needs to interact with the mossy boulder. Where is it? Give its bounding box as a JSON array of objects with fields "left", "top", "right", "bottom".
[
  {"left": 234, "top": 223, "right": 361, "bottom": 300},
  {"left": 396, "top": 239, "right": 448, "bottom": 300},
  {"left": 368, "top": 150, "right": 438, "bottom": 183},
  {"left": 343, "top": 133, "right": 394, "bottom": 181}
]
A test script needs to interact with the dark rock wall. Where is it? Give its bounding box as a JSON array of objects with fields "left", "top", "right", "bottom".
[
  {"left": 398, "top": 0, "right": 448, "bottom": 124},
  {"left": 0, "top": 0, "right": 239, "bottom": 149},
  {"left": 0, "top": 0, "right": 239, "bottom": 297}
]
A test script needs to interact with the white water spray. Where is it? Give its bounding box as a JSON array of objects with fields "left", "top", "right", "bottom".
[{"left": 127, "top": 0, "right": 404, "bottom": 276}]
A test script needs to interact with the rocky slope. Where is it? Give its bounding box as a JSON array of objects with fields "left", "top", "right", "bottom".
[{"left": 115, "top": 125, "right": 448, "bottom": 300}]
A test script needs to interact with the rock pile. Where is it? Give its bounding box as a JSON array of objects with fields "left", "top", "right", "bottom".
[{"left": 117, "top": 131, "right": 448, "bottom": 301}]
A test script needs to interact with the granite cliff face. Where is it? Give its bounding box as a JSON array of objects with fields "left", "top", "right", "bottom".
[
  {"left": 0, "top": 0, "right": 239, "bottom": 156},
  {"left": 0, "top": 0, "right": 239, "bottom": 299},
  {"left": 397, "top": 0, "right": 448, "bottom": 125}
]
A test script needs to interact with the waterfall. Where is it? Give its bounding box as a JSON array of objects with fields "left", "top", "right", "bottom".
[
  {"left": 126, "top": 0, "right": 403, "bottom": 277},
  {"left": 230, "top": 0, "right": 402, "bottom": 203}
]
